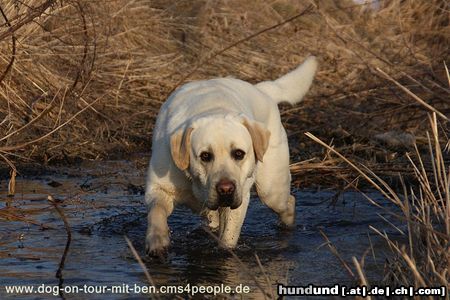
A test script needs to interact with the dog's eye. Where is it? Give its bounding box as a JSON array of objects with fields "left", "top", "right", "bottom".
[
  {"left": 200, "top": 151, "right": 213, "bottom": 162},
  {"left": 232, "top": 149, "right": 245, "bottom": 160}
]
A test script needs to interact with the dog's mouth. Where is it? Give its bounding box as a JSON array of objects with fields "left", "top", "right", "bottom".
[
  {"left": 207, "top": 194, "right": 241, "bottom": 210},
  {"left": 218, "top": 194, "right": 237, "bottom": 208},
  {"left": 205, "top": 178, "right": 242, "bottom": 210}
]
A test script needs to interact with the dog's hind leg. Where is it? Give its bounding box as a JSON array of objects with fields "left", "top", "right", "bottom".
[
  {"left": 218, "top": 193, "right": 250, "bottom": 248},
  {"left": 255, "top": 140, "right": 295, "bottom": 227}
]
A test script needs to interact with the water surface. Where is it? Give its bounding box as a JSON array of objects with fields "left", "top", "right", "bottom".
[{"left": 0, "top": 160, "right": 402, "bottom": 299}]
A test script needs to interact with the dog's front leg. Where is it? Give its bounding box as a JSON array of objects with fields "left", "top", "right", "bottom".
[
  {"left": 218, "top": 194, "right": 250, "bottom": 249},
  {"left": 145, "top": 192, "right": 174, "bottom": 258}
]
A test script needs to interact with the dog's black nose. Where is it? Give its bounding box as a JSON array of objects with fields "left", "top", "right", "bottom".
[{"left": 216, "top": 179, "right": 235, "bottom": 197}]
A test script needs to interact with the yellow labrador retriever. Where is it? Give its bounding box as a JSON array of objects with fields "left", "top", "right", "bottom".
[{"left": 145, "top": 56, "right": 318, "bottom": 256}]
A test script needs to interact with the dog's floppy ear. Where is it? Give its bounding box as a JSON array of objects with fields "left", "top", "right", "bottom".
[
  {"left": 170, "top": 127, "right": 194, "bottom": 170},
  {"left": 242, "top": 119, "right": 271, "bottom": 162}
]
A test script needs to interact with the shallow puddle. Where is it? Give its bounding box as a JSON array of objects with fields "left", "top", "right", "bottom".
[{"left": 0, "top": 160, "right": 403, "bottom": 299}]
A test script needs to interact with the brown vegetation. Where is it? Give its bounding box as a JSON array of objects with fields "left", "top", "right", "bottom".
[
  {"left": 0, "top": 0, "right": 448, "bottom": 165},
  {"left": 307, "top": 113, "right": 449, "bottom": 294}
]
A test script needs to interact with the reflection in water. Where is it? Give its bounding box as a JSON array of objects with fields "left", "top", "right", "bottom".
[{"left": 0, "top": 161, "right": 402, "bottom": 299}]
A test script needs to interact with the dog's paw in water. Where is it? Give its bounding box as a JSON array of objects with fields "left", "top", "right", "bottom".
[
  {"left": 145, "top": 232, "right": 170, "bottom": 260},
  {"left": 146, "top": 247, "right": 169, "bottom": 261}
]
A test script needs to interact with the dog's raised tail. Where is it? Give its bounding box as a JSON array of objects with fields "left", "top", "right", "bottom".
[{"left": 255, "top": 56, "right": 318, "bottom": 105}]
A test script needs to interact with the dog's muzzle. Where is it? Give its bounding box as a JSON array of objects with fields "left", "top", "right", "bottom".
[{"left": 215, "top": 179, "right": 240, "bottom": 209}]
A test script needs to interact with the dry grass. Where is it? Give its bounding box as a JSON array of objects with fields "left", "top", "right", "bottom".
[
  {"left": 378, "top": 115, "right": 449, "bottom": 291},
  {"left": 0, "top": 0, "right": 181, "bottom": 160},
  {"left": 307, "top": 112, "right": 449, "bottom": 294},
  {"left": 0, "top": 0, "right": 448, "bottom": 165}
]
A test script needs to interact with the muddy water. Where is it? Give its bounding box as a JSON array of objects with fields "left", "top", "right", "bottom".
[{"left": 0, "top": 160, "right": 402, "bottom": 299}]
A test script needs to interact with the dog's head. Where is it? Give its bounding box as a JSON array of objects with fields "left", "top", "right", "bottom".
[{"left": 170, "top": 116, "right": 270, "bottom": 210}]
